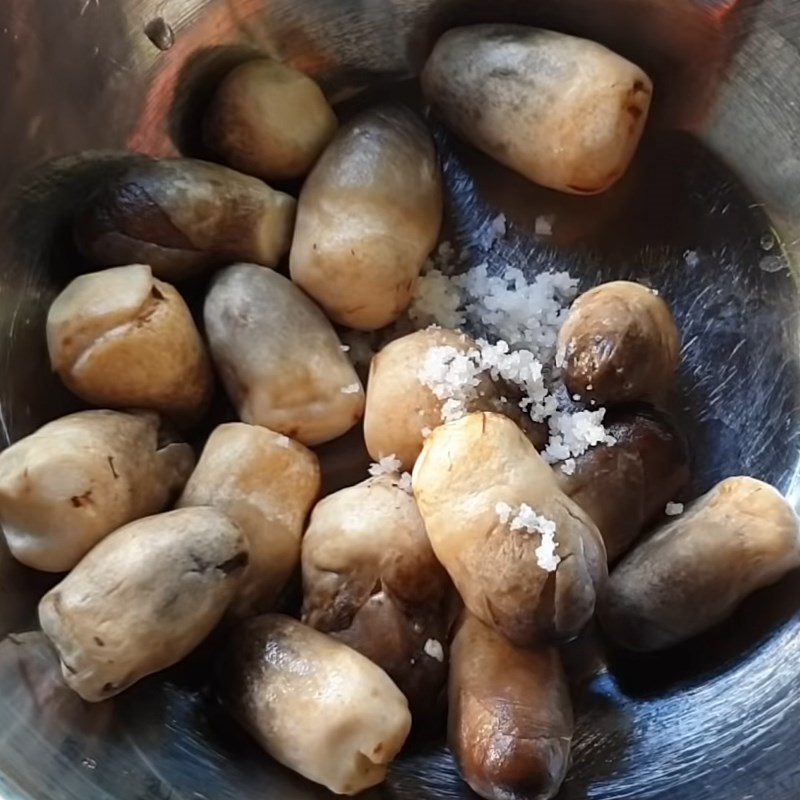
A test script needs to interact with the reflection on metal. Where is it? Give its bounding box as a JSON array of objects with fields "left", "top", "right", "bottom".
[{"left": 0, "top": 1, "right": 800, "bottom": 799}]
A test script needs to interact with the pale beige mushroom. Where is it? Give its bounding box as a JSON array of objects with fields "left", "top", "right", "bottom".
[
  {"left": 413, "top": 412, "right": 607, "bottom": 646},
  {"left": 556, "top": 281, "right": 681, "bottom": 405},
  {"left": 204, "top": 58, "right": 337, "bottom": 181},
  {"left": 221, "top": 614, "right": 412, "bottom": 795},
  {"left": 178, "top": 422, "right": 320, "bottom": 616},
  {"left": 39, "top": 507, "right": 248, "bottom": 701},
  {"left": 47, "top": 264, "right": 213, "bottom": 420},
  {"left": 449, "top": 613, "right": 573, "bottom": 800},
  {"left": 364, "top": 328, "right": 544, "bottom": 472},
  {"left": 601, "top": 477, "right": 800, "bottom": 651},
  {"left": 302, "top": 475, "right": 452, "bottom": 716},
  {"left": 75, "top": 158, "right": 296, "bottom": 281},
  {"left": 290, "top": 105, "right": 443, "bottom": 330},
  {"left": 422, "top": 25, "right": 652, "bottom": 194},
  {"left": 0, "top": 410, "right": 194, "bottom": 572},
  {"left": 204, "top": 264, "right": 364, "bottom": 445}
]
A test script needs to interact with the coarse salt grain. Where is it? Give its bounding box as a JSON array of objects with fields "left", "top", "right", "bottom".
[
  {"left": 421, "top": 426, "right": 433, "bottom": 438},
  {"left": 496, "top": 502, "right": 561, "bottom": 572},
  {"left": 408, "top": 242, "right": 578, "bottom": 364},
  {"left": 665, "top": 501, "right": 684, "bottom": 516},
  {"left": 409, "top": 269, "right": 466, "bottom": 329},
  {"left": 534, "top": 215, "right": 554, "bottom": 236},
  {"left": 341, "top": 383, "right": 361, "bottom": 394},
  {"left": 396, "top": 472, "right": 413, "bottom": 494},
  {"left": 560, "top": 458, "right": 577, "bottom": 476},
  {"left": 543, "top": 409, "right": 616, "bottom": 464},
  {"left": 340, "top": 344, "right": 350, "bottom": 352},
  {"left": 368, "top": 455, "right": 403, "bottom": 478},
  {"left": 423, "top": 639, "right": 444, "bottom": 662},
  {"left": 275, "top": 435, "right": 291, "bottom": 448}
]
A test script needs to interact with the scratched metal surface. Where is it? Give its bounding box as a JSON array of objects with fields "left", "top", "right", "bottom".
[{"left": 1, "top": 0, "right": 800, "bottom": 799}]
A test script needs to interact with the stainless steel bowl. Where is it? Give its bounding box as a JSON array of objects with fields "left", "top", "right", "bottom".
[{"left": 2, "top": 1, "right": 800, "bottom": 798}]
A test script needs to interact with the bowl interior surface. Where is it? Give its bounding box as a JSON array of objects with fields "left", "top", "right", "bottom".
[{"left": 1, "top": 1, "right": 800, "bottom": 799}]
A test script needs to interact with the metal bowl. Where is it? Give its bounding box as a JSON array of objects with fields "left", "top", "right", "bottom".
[{"left": 2, "top": 1, "right": 800, "bottom": 798}]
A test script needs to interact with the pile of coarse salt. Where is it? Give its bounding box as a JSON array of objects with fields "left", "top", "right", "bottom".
[
  {"left": 368, "top": 455, "right": 412, "bottom": 493},
  {"left": 496, "top": 501, "right": 561, "bottom": 571},
  {"left": 542, "top": 409, "right": 616, "bottom": 470},
  {"left": 347, "top": 233, "right": 615, "bottom": 479},
  {"left": 411, "top": 258, "right": 577, "bottom": 364},
  {"left": 419, "top": 344, "right": 484, "bottom": 423}
]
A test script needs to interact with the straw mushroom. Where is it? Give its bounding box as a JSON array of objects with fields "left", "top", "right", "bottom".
[
  {"left": 75, "top": 158, "right": 296, "bottom": 281},
  {"left": 290, "top": 105, "right": 442, "bottom": 330},
  {"left": 555, "top": 405, "right": 689, "bottom": 562},
  {"left": 601, "top": 477, "right": 800, "bottom": 651},
  {"left": 365, "top": 328, "right": 544, "bottom": 472},
  {"left": 449, "top": 613, "right": 573, "bottom": 800},
  {"left": 47, "top": 264, "right": 213, "bottom": 421},
  {"left": 204, "top": 58, "right": 337, "bottom": 181},
  {"left": 413, "top": 412, "right": 607, "bottom": 646},
  {"left": 220, "top": 614, "right": 412, "bottom": 795},
  {"left": 0, "top": 410, "right": 194, "bottom": 572},
  {"left": 302, "top": 475, "right": 452, "bottom": 716},
  {"left": 422, "top": 25, "right": 652, "bottom": 194},
  {"left": 39, "top": 507, "right": 248, "bottom": 701},
  {"left": 178, "top": 422, "right": 320, "bottom": 616},
  {"left": 204, "top": 264, "right": 364, "bottom": 446},
  {"left": 557, "top": 281, "right": 681, "bottom": 405}
]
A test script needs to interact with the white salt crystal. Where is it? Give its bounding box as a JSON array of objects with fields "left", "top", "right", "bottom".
[
  {"left": 497, "top": 502, "right": 561, "bottom": 572},
  {"left": 409, "top": 268, "right": 466, "bottom": 329},
  {"left": 665, "top": 501, "right": 684, "bottom": 516},
  {"left": 560, "top": 458, "right": 577, "bottom": 476},
  {"left": 423, "top": 639, "right": 444, "bottom": 662},
  {"left": 275, "top": 435, "right": 291, "bottom": 449},
  {"left": 535, "top": 530, "right": 561, "bottom": 572},
  {"left": 340, "top": 344, "right": 351, "bottom": 352},
  {"left": 543, "top": 409, "right": 616, "bottom": 464},
  {"left": 534, "top": 215, "right": 554, "bottom": 236},
  {"left": 421, "top": 426, "right": 433, "bottom": 438},
  {"left": 396, "top": 472, "right": 413, "bottom": 494},
  {"left": 369, "top": 455, "right": 403, "bottom": 478},
  {"left": 495, "top": 501, "right": 513, "bottom": 524},
  {"left": 341, "top": 383, "right": 361, "bottom": 394}
]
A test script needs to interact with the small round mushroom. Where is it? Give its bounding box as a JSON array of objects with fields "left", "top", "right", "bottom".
[
  {"left": 555, "top": 405, "right": 690, "bottom": 562},
  {"left": 364, "top": 328, "right": 545, "bottom": 472},
  {"left": 413, "top": 412, "right": 607, "bottom": 646},
  {"left": 75, "top": 158, "right": 296, "bottom": 281},
  {"left": 290, "top": 105, "right": 443, "bottom": 330},
  {"left": 449, "top": 613, "right": 573, "bottom": 800},
  {"left": 39, "top": 507, "right": 248, "bottom": 701},
  {"left": 47, "top": 264, "right": 213, "bottom": 420},
  {"left": 220, "top": 614, "right": 412, "bottom": 795},
  {"left": 422, "top": 25, "right": 652, "bottom": 194},
  {"left": 556, "top": 281, "right": 681, "bottom": 405},
  {"left": 178, "top": 422, "right": 320, "bottom": 616},
  {"left": 302, "top": 475, "right": 452, "bottom": 717},
  {"left": 204, "top": 58, "right": 338, "bottom": 181},
  {"left": 0, "top": 410, "right": 194, "bottom": 572},
  {"left": 204, "top": 264, "right": 364, "bottom": 446},
  {"left": 600, "top": 477, "right": 800, "bottom": 652}
]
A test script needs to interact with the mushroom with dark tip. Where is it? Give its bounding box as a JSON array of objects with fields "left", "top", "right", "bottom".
[{"left": 600, "top": 477, "right": 800, "bottom": 651}]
